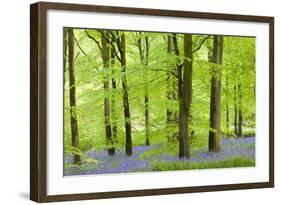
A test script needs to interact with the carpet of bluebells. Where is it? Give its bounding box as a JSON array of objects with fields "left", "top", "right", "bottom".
[{"left": 64, "top": 136, "right": 255, "bottom": 176}]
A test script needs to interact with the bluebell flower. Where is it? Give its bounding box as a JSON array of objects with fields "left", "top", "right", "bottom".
[{"left": 64, "top": 136, "right": 256, "bottom": 176}]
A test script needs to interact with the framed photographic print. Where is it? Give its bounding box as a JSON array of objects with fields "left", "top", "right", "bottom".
[{"left": 30, "top": 1, "right": 274, "bottom": 202}]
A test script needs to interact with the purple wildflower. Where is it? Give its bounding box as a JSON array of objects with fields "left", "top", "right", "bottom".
[{"left": 64, "top": 136, "right": 255, "bottom": 176}]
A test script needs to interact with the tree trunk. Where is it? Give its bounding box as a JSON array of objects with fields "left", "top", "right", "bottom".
[
  {"left": 67, "top": 28, "right": 80, "bottom": 164},
  {"left": 172, "top": 34, "right": 185, "bottom": 158},
  {"left": 166, "top": 35, "right": 178, "bottom": 142},
  {"left": 238, "top": 83, "right": 243, "bottom": 137},
  {"left": 120, "top": 33, "right": 132, "bottom": 156},
  {"left": 208, "top": 35, "right": 223, "bottom": 152},
  {"left": 137, "top": 33, "right": 150, "bottom": 146},
  {"left": 226, "top": 75, "right": 229, "bottom": 137},
  {"left": 182, "top": 34, "right": 193, "bottom": 158},
  {"left": 234, "top": 84, "right": 238, "bottom": 136},
  {"left": 144, "top": 36, "right": 150, "bottom": 145},
  {"left": 111, "top": 43, "right": 118, "bottom": 143},
  {"left": 226, "top": 103, "right": 229, "bottom": 136},
  {"left": 63, "top": 29, "right": 68, "bottom": 73},
  {"left": 101, "top": 31, "right": 115, "bottom": 156}
]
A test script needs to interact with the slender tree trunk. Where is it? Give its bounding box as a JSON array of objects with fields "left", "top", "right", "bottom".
[
  {"left": 166, "top": 35, "right": 178, "bottom": 142},
  {"left": 226, "top": 104, "right": 229, "bottom": 136},
  {"left": 110, "top": 44, "right": 118, "bottom": 143},
  {"left": 234, "top": 84, "right": 238, "bottom": 136},
  {"left": 137, "top": 33, "right": 150, "bottom": 145},
  {"left": 208, "top": 35, "right": 223, "bottom": 152},
  {"left": 183, "top": 34, "right": 193, "bottom": 158},
  {"left": 226, "top": 75, "right": 229, "bottom": 137},
  {"left": 144, "top": 36, "right": 150, "bottom": 145},
  {"left": 63, "top": 29, "right": 68, "bottom": 73},
  {"left": 67, "top": 28, "right": 80, "bottom": 164},
  {"left": 238, "top": 83, "right": 243, "bottom": 137},
  {"left": 172, "top": 34, "right": 185, "bottom": 158},
  {"left": 120, "top": 33, "right": 132, "bottom": 156},
  {"left": 101, "top": 31, "right": 115, "bottom": 155}
]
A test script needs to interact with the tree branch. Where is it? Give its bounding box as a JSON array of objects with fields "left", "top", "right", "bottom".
[
  {"left": 64, "top": 51, "right": 81, "bottom": 73},
  {"left": 151, "top": 68, "right": 178, "bottom": 78},
  {"left": 84, "top": 30, "right": 103, "bottom": 52},
  {"left": 74, "top": 35, "right": 92, "bottom": 62},
  {"left": 192, "top": 35, "right": 211, "bottom": 53},
  {"left": 114, "top": 31, "right": 123, "bottom": 56},
  {"left": 98, "top": 31, "right": 122, "bottom": 63}
]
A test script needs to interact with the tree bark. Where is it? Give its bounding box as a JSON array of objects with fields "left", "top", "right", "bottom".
[
  {"left": 182, "top": 34, "right": 193, "bottom": 158},
  {"left": 234, "top": 84, "right": 238, "bottom": 136},
  {"left": 101, "top": 31, "right": 115, "bottom": 156},
  {"left": 137, "top": 33, "right": 150, "bottom": 146},
  {"left": 120, "top": 33, "right": 133, "bottom": 156},
  {"left": 166, "top": 35, "right": 178, "bottom": 142},
  {"left": 172, "top": 34, "right": 192, "bottom": 158},
  {"left": 110, "top": 42, "right": 118, "bottom": 143},
  {"left": 226, "top": 103, "right": 229, "bottom": 136},
  {"left": 208, "top": 35, "right": 223, "bottom": 152},
  {"left": 63, "top": 29, "right": 68, "bottom": 73},
  {"left": 226, "top": 75, "right": 230, "bottom": 137},
  {"left": 101, "top": 32, "right": 114, "bottom": 155},
  {"left": 144, "top": 35, "right": 150, "bottom": 146},
  {"left": 172, "top": 34, "right": 185, "bottom": 158},
  {"left": 67, "top": 28, "right": 80, "bottom": 164},
  {"left": 238, "top": 83, "right": 243, "bottom": 137}
]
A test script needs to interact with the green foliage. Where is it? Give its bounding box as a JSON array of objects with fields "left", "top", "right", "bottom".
[
  {"left": 152, "top": 157, "right": 255, "bottom": 171},
  {"left": 64, "top": 144, "right": 84, "bottom": 157},
  {"left": 64, "top": 29, "right": 256, "bottom": 167},
  {"left": 139, "top": 143, "right": 178, "bottom": 159}
]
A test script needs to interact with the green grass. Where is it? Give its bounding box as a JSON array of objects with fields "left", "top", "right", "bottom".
[{"left": 152, "top": 157, "right": 255, "bottom": 171}]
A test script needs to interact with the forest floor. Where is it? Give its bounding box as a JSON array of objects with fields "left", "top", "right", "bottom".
[{"left": 64, "top": 136, "right": 255, "bottom": 176}]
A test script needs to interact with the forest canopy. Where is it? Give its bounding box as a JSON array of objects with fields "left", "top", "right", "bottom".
[{"left": 63, "top": 28, "right": 256, "bottom": 175}]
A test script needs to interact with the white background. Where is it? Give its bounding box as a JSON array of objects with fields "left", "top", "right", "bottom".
[{"left": 0, "top": 0, "right": 279, "bottom": 204}]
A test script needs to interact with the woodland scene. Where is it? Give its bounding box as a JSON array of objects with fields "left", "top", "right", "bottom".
[{"left": 63, "top": 28, "right": 256, "bottom": 176}]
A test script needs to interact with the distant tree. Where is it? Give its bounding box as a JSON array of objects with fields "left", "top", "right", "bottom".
[
  {"left": 234, "top": 84, "right": 238, "bottom": 136},
  {"left": 225, "top": 75, "right": 230, "bottom": 137},
  {"left": 67, "top": 28, "right": 81, "bottom": 164},
  {"left": 85, "top": 30, "right": 115, "bottom": 155},
  {"left": 237, "top": 83, "right": 243, "bottom": 137},
  {"left": 209, "top": 35, "right": 224, "bottom": 152},
  {"left": 100, "top": 31, "right": 115, "bottom": 155},
  {"left": 166, "top": 34, "right": 179, "bottom": 142},
  {"left": 137, "top": 32, "right": 150, "bottom": 145},
  {"left": 118, "top": 32, "right": 133, "bottom": 156},
  {"left": 90, "top": 31, "right": 133, "bottom": 156},
  {"left": 110, "top": 36, "right": 118, "bottom": 143}
]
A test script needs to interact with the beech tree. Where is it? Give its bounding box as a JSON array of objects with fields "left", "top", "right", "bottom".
[
  {"left": 237, "top": 83, "right": 243, "bottom": 137},
  {"left": 63, "top": 29, "right": 68, "bottom": 72},
  {"left": 118, "top": 32, "right": 133, "bottom": 156},
  {"left": 101, "top": 31, "right": 115, "bottom": 155},
  {"left": 137, "top": 32, "right": 150, "bottom": 145},
  {"left": 166, "top": 34, "right": 178, "bottom": 142},
  {"left": 225, "top": 75, "right": 230, "bottom": 136},
  {"left": 234, "top": 84, "right": 238, "bottom": 136},
  {"left": 110, "top": 38, "right": 118, "bottom": 142},
  {"left": 172, "top": 34, "right": 193, "bottom": 158},
  {"left": 67, "top": 28, "right": 81, "bottom": 164},
  {"left": 182, "top": 33, "right": 193, "bottom": 158},
  {"left": 209, "top": 35, "right": 224, "bottom": 152}
]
